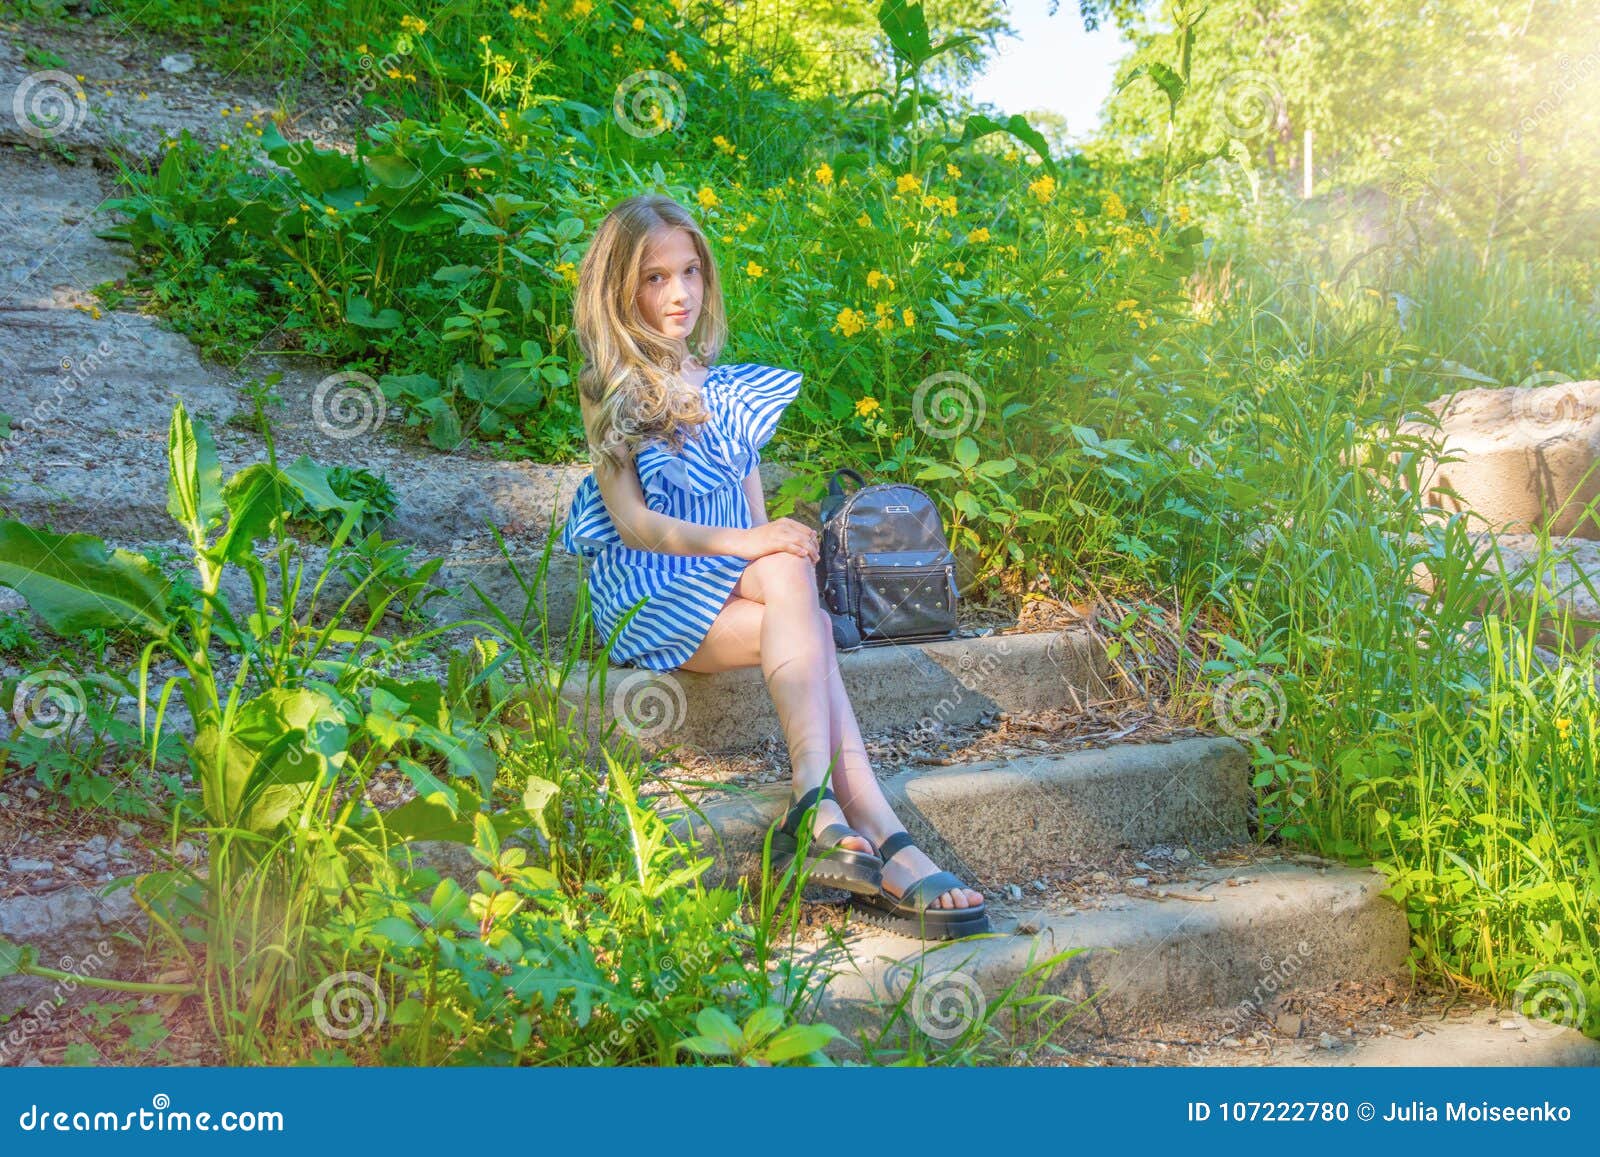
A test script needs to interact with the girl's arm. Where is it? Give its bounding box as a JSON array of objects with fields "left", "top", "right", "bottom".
[
  {"left": 742, "top": 465, "right": 768, "bottom": 526},
  {"left": 592, "top": 450, "right": 748, "bottom": 557}
]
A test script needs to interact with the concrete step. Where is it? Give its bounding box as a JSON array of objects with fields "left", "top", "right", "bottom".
[
  {"left": 673, "top": 736, "right": 1246, "bottom": 884},
  {"left": 1270, "top": 1009, "right": 1600, "bottom": 1067},
  {"left": 573, "top": 627, "right": 1114, "bottom": 757},
  {"left": 799, "top": 858, "right": 1410, "bottom": 1056}
]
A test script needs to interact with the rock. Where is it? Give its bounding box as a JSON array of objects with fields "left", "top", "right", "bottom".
[
  {"left": 1144, "top": 845, "right": 1173, "bottom": 860},
  {"left": 1134, "top": 860, "right": 1154, "bottom": 871},
  {"left": 1399, "top": 380, "right": 1600, "bottom": 539},
  {"left": 159, "top": 53, "right": 195, "bottom": 73},
  {"left": 116, "top": 821, "right": 141, "bottom": 838},
  {"left": 1006, "top": 883, "right": 1023, "bottom": 901},
  {"left": 174, "top": 841, "right": 199, "bottom": 863},
  {"left": 1015, "top": 914, "right": 1045, "bottom": 934},
  {"left": 8, "top": 858, "right": 54, "bottom": 873},
  {"left": 1173, "top": 848, "right": 1192, "bottom": 861},
  {"left": 1317, "top": 1032, "right": 1340, "bottom": 1050},
  {"left": 1030, "top": 879, "right": 1047, "bottom": 892},
  {"left": 1127, "top": 876, "right": 1150, "bottom": 888}
]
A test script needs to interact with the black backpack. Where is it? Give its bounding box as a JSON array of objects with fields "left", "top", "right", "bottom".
[{"left": 813, "top": 468, "right": 960, "bottom": 650}]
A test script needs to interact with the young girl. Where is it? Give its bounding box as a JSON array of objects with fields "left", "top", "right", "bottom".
[{"left": 558, "top": 193, "right": 987, "bottom": 940}]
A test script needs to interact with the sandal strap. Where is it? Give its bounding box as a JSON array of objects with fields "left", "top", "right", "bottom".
[
  {"left": 892, "top": 870, "right": 978, "bottom": 913},
  {"left": 780, "top": 784, "right": 837, "bottom": 837},
  {"left": 814, "top": 823, "right": 880, "bottom": 858},
  {"left": 877, "top": 829, "right": 917, "bottom": 863}
]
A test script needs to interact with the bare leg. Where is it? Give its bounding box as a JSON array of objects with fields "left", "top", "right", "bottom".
[
  {"left": 679, "top": 554, "right": 871, "bottom": 853},
  {"left": 680, "top": 556, "right": 980, "bottom": 906}
]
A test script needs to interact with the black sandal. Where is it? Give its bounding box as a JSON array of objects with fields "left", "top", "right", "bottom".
[
  {"left": 849, "top": 830, "right": 990, "bottom": 940},
  {"left": 769, "top": 785, "right": 883, "bottom": 896}
]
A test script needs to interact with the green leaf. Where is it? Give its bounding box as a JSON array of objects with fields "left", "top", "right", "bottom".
[
  {"left": 959, "top": 112, "right": 1056, "bottom": 172},
  {"left": 346, "top": 294, "right": 404, "bottom": 331},
  {"left": 167, "top": 403, "right": 224, "bottom": 537},
  {"left": 371, "top": 916, "right": 424, "bottom": 948},
  {"left": 762, "top": 1022, "right": 840, "bottom": 1063},
  {"left": 0, "top": 938, "right": 37, "bottom": 977},
  {"left": 953, "top": 436, "right": 980, "bottom": 470},
  {"left": 395, "top": 757, "right": 458, "bottom": 813},
  {"left": 741, "top": 1005, "right": 785, "bottom": 1047},
  {"left": 693, "top": 1007, "right": 743, "bottom": 1053},
  {"left": 0, "top": 520, "right": 169, "bottom": 637}
]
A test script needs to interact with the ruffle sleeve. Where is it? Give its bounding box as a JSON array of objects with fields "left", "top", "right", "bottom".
[
  {"left": 558, "top": 473, "right": 622, "bottom": 558},
  {"left": 633, "top": 425, "right": 752, "bottom": 510},
  {"left": 725, "top": 363, "right": 803, "bottom": 467}
]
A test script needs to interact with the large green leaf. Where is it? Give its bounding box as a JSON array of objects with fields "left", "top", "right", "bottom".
[
  {"left": 167, "top": 403, "right": 225, "bottom": 537},
  {"left": 219, "top": 688, "right": 348, "bottom": 831},
  {"left": 0, "top": 520, "right": 169, "bottom": 637}
]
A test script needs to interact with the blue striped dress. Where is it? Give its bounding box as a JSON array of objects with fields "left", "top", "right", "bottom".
[{"left": 558, "top": 361, "right": 804, "bottom": 671}]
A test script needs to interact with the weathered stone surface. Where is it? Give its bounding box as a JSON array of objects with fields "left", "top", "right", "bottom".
[{"left": 1401, "top": 381, "right": 1600, "bottom": 538}]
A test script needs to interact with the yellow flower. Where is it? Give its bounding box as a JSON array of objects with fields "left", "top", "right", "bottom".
[
  {"left": 942, "top": 195, "right": 957, "bottom": 215},
  {"left": 1003, "top": 147, "right": 1019, "bottom": 162},
  {"left": 225, "top": 216, "right": 237, "bottom": 225},
  {"left": 571, "top": 0, "right": 593, "bottom": 16},
  {"left": 967, "top": 226, "right": 990, "bottom": 244},
  {"left": 555, "top": 261, "right": 578, "bottom": 286},
  {"left": 400, "top": 14, "right": 427, "bottom": 35},
  {"left": 632, "top": 16, "right": 645, "bottom": 30},
  {"left": 1102, "top": 191, "right": 1126, "bottom": 220},
  {"left": 1115, "top": 298, "right": 1138, "bottom": 311},
  {"left": 218, "top": 142, "right": 229, "bottom": 150},
  {"left": 835, "top": 307, "right": 867, "bottom": 337},
  {"left": 1556, "top": 717, "right": 1573, "bottom": 740},
  {"left": 696, "top": 186, "right": 719, "bottom": 209},
  {"left": 814, "top": 162, "right": 834, "bottom": 186},
  {"left": 1028, "top": 174, "right": 1056, "bottom": 203},
  {"left": 611, "top": 43, "right": 622, "bottom": 56},
  {"left": 325, "top": 205, "right": 338, "bottom": 215},
  {"left": 712, "top": 135, "right": 736, "bottom": 155},
  {"left": 746, "top": 261, "right": 765, "bottom": 278},
  {"left": 857, "top": 213, "right": 872, "bottom": 228},
  {"left": 874, "top": 315, "right": 895, "bottom": 332},
  {"left": 922, "top": 193, "right": 940, "bottom": 210},
  {"left": 945, "top": 163, "right": 962, "bottom": 180},
  {"left": 874, "top": 301, "right": 893, "bottom": 318},
  {"left": 299, "top": 202, "right": 310, "bottom": 211},
  {"left": 896, "top": 172, "right": 919, "bottom": 194},
  {"left": 668, "top": 49, "right": 687, "bottom": 72},
  {"left": 866, "top": 270, "right": 895, "bottom": 291},
  {"left": 948, "top": 260, "right": 966, "bottom": 274},
  {"left": 220, "top": 108, "right": 229, "bottom": 116},
  {"left": 478, "top": 33, "right": 492, "bottom": 44},
  {"left": 902, "top": 308, "right": 915, "bottom": 327},
  {"left": 510, "top": 4, "right": 533, "bottom": 19},
  {"left": 1175, "top": 204, "right": 1192, "bottom": 225},
  {"left": 854, "top": 397, "right": 881, "bottom": 417}
]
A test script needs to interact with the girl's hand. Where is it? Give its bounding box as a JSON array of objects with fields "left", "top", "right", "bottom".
[{"left": 735, "top": 518, "right": 820, "bottom": 563}]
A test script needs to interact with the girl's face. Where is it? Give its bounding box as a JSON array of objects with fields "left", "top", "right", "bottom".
[{"left": 635, "top": 228, "right": 704, "bottom": 351}]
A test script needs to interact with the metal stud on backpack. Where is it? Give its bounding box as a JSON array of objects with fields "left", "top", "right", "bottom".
[{"left": 813, "top": 468, "right": 960, "bottom": 650}]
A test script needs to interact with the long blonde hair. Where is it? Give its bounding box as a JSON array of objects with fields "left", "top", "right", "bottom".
[{"left": 572, "top": 193, "right": 729, "bottom": 474}]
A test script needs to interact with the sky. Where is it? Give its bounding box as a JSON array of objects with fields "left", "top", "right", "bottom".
[{"left": 965, "top": 0, "right": 1133, "bottom": 143}]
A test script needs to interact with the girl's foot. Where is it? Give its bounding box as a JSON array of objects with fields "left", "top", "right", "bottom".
[
  {"left": 804, "top": 795, "right": 875, "bottom": 855},
  {"left": 879, "top": 841, "right": 983, "bottom": 908}
]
